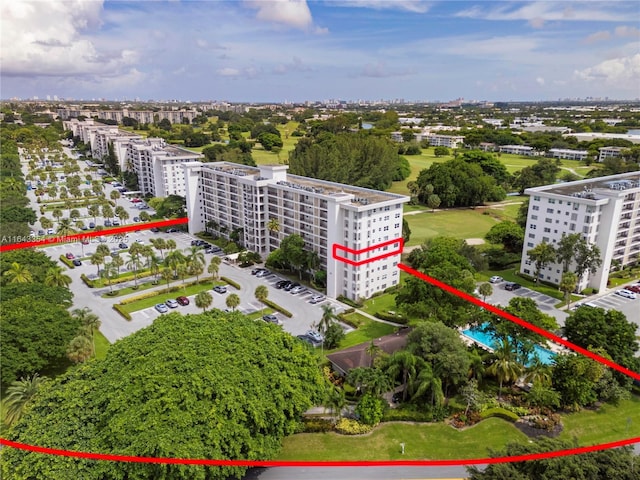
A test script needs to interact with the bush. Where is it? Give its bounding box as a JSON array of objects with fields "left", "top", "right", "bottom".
[
  {"left": 373, "top": 311, "right": 408, "bottom": 324},
  {"left": 261, "top": 298, "right": 292, "bottom": 318},
  {"left": 220, "top": 276, "right": 240, "bottom": 290},
  {"left": 337, "top": 313, "right": 358, "bottom": 329},
  {"left": 113, "top": 304, "right": 131, "bottom": 321},
  {"left": 80, "top": 273, "right": 94, "bottom": 288},
  {"left": 302, "top": 418, "right": 334, "bottom": 433},
  {"left": 382, "top": 406, "right": 433, "bottom": 423},
  {"left": 479, "top": 407, "right": 519, "bottom": 423},
  {"left": 355, "top": 394, "right": 386, "bottom": 426},
  {"left": 337, "top": 296, "right": 362, "bottom": 308},
  {"left": 59, "top": 255, "right": 75, "bottom": 269},
  {"left": 335, "top": 418, "right": 373, "bottom": 435},
  {"left": 119, "top": 290, "right": 165, "bottom": 305}
]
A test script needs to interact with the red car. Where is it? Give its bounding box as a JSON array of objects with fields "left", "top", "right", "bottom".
[
  {"left": 176, "top": 296, "right": 190, "bottom": 306},
  {"left": 65, "top": 252, "right": 75, "bottom": 259},
  {"left": 131, "top": 198, "right": 141, "bottom": 203},
  {"left": 626, "top": 285, "right": 640, "bottom": 294}
]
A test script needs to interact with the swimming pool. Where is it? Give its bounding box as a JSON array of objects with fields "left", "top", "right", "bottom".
[{"left": 461, "top": 323, "right": 556, "bottom": 366}]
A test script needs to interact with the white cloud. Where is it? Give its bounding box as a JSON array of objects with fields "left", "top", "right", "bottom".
[
  {"left": 332, "top": 1, "right": 432, "bottom": 14},
  {"left": 272, "top": 56, "right": 311, "bottom": 74},
  {"left": 217, "top": 67, "right": 241, "bottom": 77},
  {"left": 536, "top": 76, "right": 545, "bottom": 86},
  {"left": 574, "top": 54, "right": 640, "bottom": 90},
  {"left": 584, "top": 30, "right": 611, "bottom": 44},
  {"left": 615, "top": 25, "right": 640, "bottom": 38},
  {"left": 244, "top": 0, "right": 313, "bottom": 30},
  {"left": 0, "top": 0, "right": 138, "bottom": 77}
]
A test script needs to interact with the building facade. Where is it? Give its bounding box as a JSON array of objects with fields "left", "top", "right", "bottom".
[
  {"left": 598, "top": 146, "right": 625, "bottom": 163},
  {"left": 547, "top": 148, "right": 589, "bottom": 161},
  {"left": 184, "top": 162, "right": 409, "bottom": 301},
  {"left": 499, "top": 145, "right": 536, "bottom": 156},
  {"left": 520, "top": 172, "right": 640, "bottom": 293}
]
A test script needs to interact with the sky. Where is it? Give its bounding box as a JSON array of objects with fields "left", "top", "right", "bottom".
[{"left": 1, "top": 0, "right": 639, "bottom": 103}]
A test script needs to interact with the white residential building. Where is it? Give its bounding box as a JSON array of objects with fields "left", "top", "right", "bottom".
[
  {"left": 598, "top": 146, "right": 626, "bottom": 163},
  {"left": 499, "top": 145, "right": 535, "bottom": 156},
  {"left": 184, "top": 162, "right": 410, "bottom": 301},
  {"left": 547, "top": 148, "right": 589, "bottom": 161},
  {"left": 520, "top": 172, "right": 640, "bottom": 293},
  {"left": 126, "top": 139, "right": 202, "bottom": 197},
  {"left": 424, "top": 134, "right": 465, "bottom": 149}
]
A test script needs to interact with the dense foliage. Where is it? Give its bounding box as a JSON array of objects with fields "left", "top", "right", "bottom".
[
  {"left": 2, "top": 313, "right": 324, "bottom": 479},
  {"left": 288, "top": 132, "right": 410, "bottom": 190}
]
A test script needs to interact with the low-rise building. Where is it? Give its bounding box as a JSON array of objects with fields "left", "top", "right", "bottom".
[
  {"left": 424, "top": 134, "right": 465, "bottom": 149},
  {"left": 598, "top": 146, "right": 626, "bottom": 163},
  {"left": 547, "top": 148, "right": 589, "bottom": 161},
  {"left": 499, "top": 145, "right": 535, "bottom": 156}
]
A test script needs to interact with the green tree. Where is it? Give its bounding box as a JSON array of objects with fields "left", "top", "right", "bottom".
[
  {"left": 195, "top": 291, "right": 213, "bottom": 312},
  {"left": 2, "top": 262, "right": 33, "bottom": 284},
  {"left": 486, "top": 338, "right": 524, "bottom": 399},
  {"left": 226, "top": 293, "right": 240, "bottom": 311},
  {"left": 3, "top": 374, "right": 48, "bottom": 427},
  {"left": 56, "top": 217, "right": 74, "bottom": 236},
  {"left": 254, "top": 285, "right": 268, "bottom": 313},
  {"left": 527, "top": 241, "right": 556, "bottom": 281},
  {"left": 2, "top": 313, "right": 323, "bottom": 480},
  {"left": 355, "top": 393, "right": 386, "bottom": 426},
  {"left": 426, "top": 193, "right": 441, "bottom": 211},
  {"left": 318, "top": 304, "right": 338, "bottom": 336},
  {"left": 485, "top": 221, "right": 524, "bottom": 253},
  {"left": 208, "top": 256, "right": 221, "bottom": 280},
  {"left": 44, "top": 266, "right": 71, "bottom": 288},
  {"left": 555, "top": 232, "right": 582, "bottom": 273},
  {"left": 433, "top": 146, "right": 449, "bottom": 157},
  {"left": 72, "top": 307, "right": 101, "bottom": 358},
  {"left": 386, "top": 350, "right": 419, "bottom": 401},
  {"left": 324, "top": 386, "right": 346, "bottom": 421},
  {"left": 110, "top": 190, "right": 121, "bottom": 205},
  {"left": 559, "top": 271, "right": 578, "bottom": 308},
  {"left": 66, "top": 335, "right": 93, "bottom": 364},
  {"left": 478, "top": 282, "right": 493, "bottom": 302}
]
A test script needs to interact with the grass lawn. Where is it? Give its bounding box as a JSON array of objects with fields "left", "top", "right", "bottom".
[
  {"left": 120, "top": 280, "right": 219, "bottom": 313},
  {"left": 94, "top": 331, "right": 110, "bottom": 360},
  {"left": 277, "top": 418, "right": 528, "bottom": 460},
  {"left": 101, "top": 278, "right": 163, "bottom": 298},
  {"left": 559, "top": 396, "right": 640, "bottom": 446},
  {"left": 334, "top": 313, "right": 397, "bottom": 350},
  {"left": 405, "top": 210, "right": 499, "bottom": 246},
  {"left": 361, "top": 293, "right": 397, "bottom": 316}
]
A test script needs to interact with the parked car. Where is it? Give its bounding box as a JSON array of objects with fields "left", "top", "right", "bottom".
[
  {"left": 37, "top": 229, "right": 45, "bottom": 236},
  {"left": 65, "top": 252, "right": 75, "bottom": 259},
  {"left": 504, "top": 282, "right": 521, "bottom": 291},
  {"left": 79, "top": 223, "right": 88, "bottom": 230},
  {"left": 309, "top": 294, "right": 325, "bottom": 304},
  {"left": 176, "top": 296, "right": 190, "bottom": 306},
  {"left": 305, "top": 330, "right": 323, "bottom": 343},
  {"left": 626, "top": 284, "right": 640, "bottom": 294},
  {"left": 251, "top": 267, "right": 266, "bottom": 275},
  {"left": 131, "top": 198, "right": 142, "bottom": 203},
  {"left": 616, "top": 289, "right": 637, "bottom": 300},
  {"left": 81, "top": 239, "right": 90, "bottom": 245},
  {"left": 290, "top": 285, "right": 306, "bottom": 294},
  {"left": 165, "top": 299, "right": 179, "bottom": 308},
  {"left": 89, "top": 222, "right": 95, "bottom": 229},
  {"left": 133, "top": 217, "right": 140, "bottom": 223},
  {"left": 118, "top": 243, "right": 128, "bottom": 249},
  {"left": 262, "top": 314, "right": 281, "bottom": 325},
  {"left": 255, "top": 269, "right": 271, "bottom": 278},
  {"left": 275, "top": 280, "right": 290, "bottom": 289},
  {"left": 104, "top": 220, "right": 112, "bottom": 227},
  {"left": 213, "top": 285, "right": 228, "bottom": 294},
  {"left": 112, "top": 220, "right": 121, "bottom": 226},
  {"left": 284, "top": 282, "right": 299, "bottom": 292},
  {"left": 155, "top": 303, "right": 169, "bottom": 313},
  {"left": 166, "top": 228, "right": 179, "bottom": 233},
  {"left": 296, "top": 334, "right": 317, "bottom": 346},
  {"left": 47, "top": 228, "right": 55, "bottom": 235},
  {"left": 489, "top": 276, "right": 503, "bottom": 283},
  {"left": 191, "top": 239, "right": 205, "bottom": 246},
  {"left": 150, "top": 227, "right": 160, "bottom": 233},
  {"left": 72, "top": 259, "right": 82, "bottom": 267}
]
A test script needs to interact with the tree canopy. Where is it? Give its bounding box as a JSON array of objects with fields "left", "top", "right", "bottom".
[{"left": 3, "top": 312, "right": 324, "bottom": 480}]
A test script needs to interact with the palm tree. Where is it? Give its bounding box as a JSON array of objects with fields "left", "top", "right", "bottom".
[
  {"left": 39, "top": 216, "right": 53, "bottom": 231},
  {"left": 324, "top": 386, "right": 346, "bottom": 421},
  {"left": 116, "top": 206, "right": 129, "bottom": 225},
  {"left": 110, "top": 190, "right": 121, "bottom": 205},
  {"left": 523, "top": 356, "right": 552, "bottom": 387},
  {"left": 111, "top": 255, "right": 124, "bottom": 275},
  {"left": 387, "top": 351, "right": 419, "bottom": 401},
  {"left": 487, "top": 338, "right": 524, "bottom": 399},
  {"left": 52, "top": 207, "right": 63, "bottom": 223},
  {"left": 102, "top": 204, "right": 114, "bottom": 221},
  {"left": 559, "top": 271, "right": 578, "bottom": 309},
  {"left": 305, "top": 250, "right": 320, "bottom": 282},
  {"left": 166, "top": 239, "right": 177, "bottom": 251},
  {"left": 254, "top": 285, "right": 268, "bottom": 313},
  {"left": 3, "top": 262, "right": 33, "bottom": 284},
  {"left": 4, "top": 374, "right": 48, "bottom": 426},
  {"left": 148, "top": 254, "right": 162, "bottom": 284},
  {"left": 165, "top": 249, "right": 186, "bottom": 278},
  {"left": 318, "top": 304, "right": 338, "bottom": 336},
  {"left": 226, "top": 293, "right": 240, "bottom": 311},
  {"left": 44, "top": 266, "right": 72, "bottom": 287},
  {"left": 139, "top": 211, "right": 151, "bottom": 222},
  {"left": 478, "top": 282, "right": 493, "bottom": 302},
  {"left": 67, "top": 335, "right": 93, "bottom": 363},
  {"left": 57, "top": 217, "right": 74, "bottom": 236},
  {"left": 267, "top": 217, "right": 280, "bottom": 235},
  {"left": 185, "top": 246, "right": 205, "bottom": 273},
  {"left": 72, "top": 307, "right": 101, "bottom": 357},
  {"left": 96, "top": 243, "right": 111, "bottom": 258},
  {"left": 88, "top": 204, "right": 100, "bottom": 224},
  {"left": 69, "top": 209, "right": 80, "bottom": 222},
  {"left": 409, "top": 363, "right": 444, "bottom": 407},
  {"left": 366, "top": 340, "right": 382, "bottom": 368},
  {"left": 90, "top": 253, "right": 104, "bottom": 275},
  {"left": 161, "top": 267, "right": 173, "bottom": 289},
  {"left": 208, "top": 256, "right": 221, "bottom": 280},
  {"left": 127, "top": 255, "right": 143, "bottom": 289},
  {"left": 195, "top": 291, "right": 213, "bottom": 312},
  {"left": 150, "top": 238, "right": 168, "bottom": 260},
  {"left": 101, "top": 262, "right": 119, "bottom": 295}
]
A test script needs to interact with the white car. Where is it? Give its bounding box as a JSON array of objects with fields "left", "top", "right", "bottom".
[
  {"left": 615, "top": 289, "right": 637, "bottom": 300},
  {"left": 309, "top": 294, "right": 325, "bottom": 304},
  {"left": 489, "top": 276, "right": 503, "bottom": 284}
]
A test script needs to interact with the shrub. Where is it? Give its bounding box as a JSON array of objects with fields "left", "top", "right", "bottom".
[
  {"left": 220, "top": 276, "right": 240, "bottom": 290},
  {"left": 302, "top": 418, "right": 334, "bottom": 433},
  {"left": 373, "top": 311, "right": 408, "bottom": 324},
  {"left": 337, "top": 296, "right": 362, "bottom": 308},
  {"left": 119, "top": 290, "right": 165, "bottom": 305},
  {"left": 262, "top": 298, "right": 292, "bottom": 318},
  {"left": 337, "top": 313, "right": 358, "bottom": 329},
  {"left": 80, "top": 273, "right": 95, "bottom": 288},
  {"left": 382, "top": 406, "right": 433, "bottom": 423},
  {"left": 479, "top": 407, "right": 519, "bottom": 423},
  {"left": 59, "top": 255, "right": 75, "bottom": 269},
  {"left": 335, "top": 418, "right": 373, "bottom": 435},
  {"left": 355, "top": 394, "right": 386, "bottom": 426},
  {"left": 113, "top": 304, "right": 131, "bottom": 321}
]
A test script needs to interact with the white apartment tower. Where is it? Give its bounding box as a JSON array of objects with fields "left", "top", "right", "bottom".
[
  {"left": 520, "top": 172, "right": 640, "bottom": 293},
  {"left": 184, "top": 162, "right": 410, "bottom": 301}
]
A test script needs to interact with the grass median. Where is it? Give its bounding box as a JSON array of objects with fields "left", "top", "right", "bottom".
[{"left": 120, "top": 280, "right": 220, "bottom": 313}]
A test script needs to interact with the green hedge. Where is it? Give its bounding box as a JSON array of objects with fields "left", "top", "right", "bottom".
[
  {"left": 479, "top": 407, "right": 519, "bottom": 423},
  {"left": 59, "top": 255, "right": 75, "bottom": 269},
  {"left": 220, "top": 276, "right": 240, "bottom": 290},
  {"left": 261, "top": 298, "right": 292, "bottom": 318},
  {"left": 335, "top": 418, "right": 373, "bottom": 435},
  {"left": 382, "top": 406, "right": 433, "bottom": 423},
  {"left": 80, "top": 273, "right": 94, "bottom": 288},
  {"left": 337, "top": 312, "right": 358, "bottom": 329},
  {"left": 373, "top": 311, "right": 408, "bottom": 325},
  {"left": 337, "top": 295, "right": 362, "bottom": 308},
  {"left": 113, "top": 304, "right": 131, "bottom": 321},
  {"left": 302, "top": 418, "right": 334, "bottom": 433}
]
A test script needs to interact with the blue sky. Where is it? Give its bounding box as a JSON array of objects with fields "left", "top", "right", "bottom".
[{"left": 2, "top": 1, "right": 639, "bottom": 102}]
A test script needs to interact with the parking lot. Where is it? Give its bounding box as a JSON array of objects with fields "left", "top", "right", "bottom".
[{"left": 574, "top": 288, "right": 640, "bottom": 328}]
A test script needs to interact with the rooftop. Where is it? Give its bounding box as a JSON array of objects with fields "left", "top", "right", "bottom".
[{"left": 528, "top": 172, "right": 640, "bottom": 199}]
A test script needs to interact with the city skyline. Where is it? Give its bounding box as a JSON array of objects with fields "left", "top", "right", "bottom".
[{"left": 2, "top": 0, "right": 639, "bottom": 102}]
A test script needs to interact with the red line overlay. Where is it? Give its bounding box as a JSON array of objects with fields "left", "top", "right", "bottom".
[
  {"left": 332, "top": 237, "right": 404, "bottom": 266},
  {"left": 0, "top": 437, "right": 638, "bottom": 466},
  {"left": 1, "top": 256, "right": 638, "bottom": 467},
  {"left": 0, "top": 218, "right": 188, "bottom": 253},
  {"left": 398, "top": 264, "right": 640, "bottom": 381}
]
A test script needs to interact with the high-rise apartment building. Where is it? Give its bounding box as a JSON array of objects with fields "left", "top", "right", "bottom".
[
  {"left": 184, "top": 162, "right": 410, "bottom": 301},
  {"left": 520, "top": 172, "right": 640, "bottom": 292}
]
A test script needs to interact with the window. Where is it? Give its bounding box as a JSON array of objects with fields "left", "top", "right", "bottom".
[
  {"left": 548, "top": 199, "right": 556, "bottom": 204},
  {"left": 533, "top": 196, "right": 541, "bottom": 201},
  {"left": 532, "top": 205, "right": 540, "bottom": 211},
  {"left": 532, "top": 215, "right": 538, "bottom": 220},
  {"left": 544, "top": 227, "right": 551, "bottom": 233},
  {"left": 545, "top": 218, "right": 552, "bottom": 223},
  {"left": 546, "top": 208, "right": 554, "bottom": 214},
  {"left": 527, "top": 242, "right": 534, "bottom": 247},
  {"left": 529, "top": 233, "right": 535, "bottom": 238}
]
